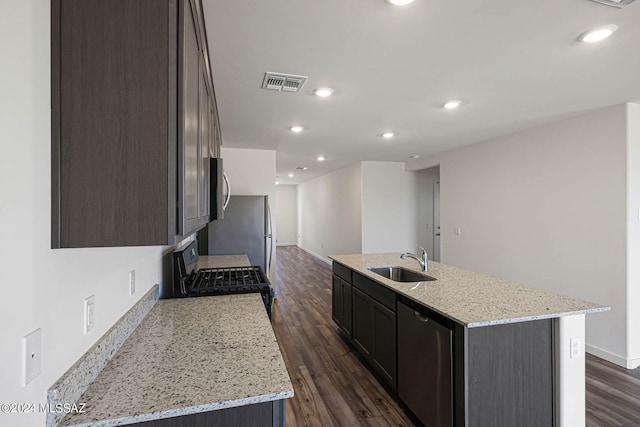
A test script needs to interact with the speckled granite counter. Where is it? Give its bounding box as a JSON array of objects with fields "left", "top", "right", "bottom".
[
  {"left": 59, "top": 293, "right": 293, "bottom": 427},
  {"left": 330, "top": 253, "right": 608, "bottom": 327}
]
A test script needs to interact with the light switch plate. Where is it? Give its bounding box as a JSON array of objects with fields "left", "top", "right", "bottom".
[
  {"left": 453, "top": 227, "right": 462, "bottom": 236},
  {"left": 84, "top": 295, "right": 95, "bottom": 334},
  {"left": 23, "top": 328, "right": 42, "bottom": 386},
  {"left": 129, "top": 269, "right": 136, "bottom": 296}
]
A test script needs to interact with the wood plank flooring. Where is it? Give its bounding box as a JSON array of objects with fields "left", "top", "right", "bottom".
[
  {"left": 272, "top": 245, "right": 640, "bottom": 427},
  {"left": 586, "top": 354, "right": 640, "bottom": 426}
]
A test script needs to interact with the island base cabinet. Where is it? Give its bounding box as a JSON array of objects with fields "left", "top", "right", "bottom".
[
  {"left": 465, "top": 319, "right": 554, "bottom": 427},
  {"left": 397, "top": 300, "right": 453, "bottom": 427},
  {"left": 130, "top": 400, "right": 285, "bottom": 427}
]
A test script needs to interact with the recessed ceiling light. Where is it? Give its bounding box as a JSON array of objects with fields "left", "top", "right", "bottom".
[
  {"left": 387, "top": 0, "right": 414, "bottom": 5},
  {"left": 410, "top": 154, "right": 420, "bottom": 159},
  {"left": 313, "top": 87, "right": 333, "bottom": 97},
  {"left": 288, "top": 173, "right": 294, "bottom": 178},
  {"left": 382, "top": 132, "right": 396, "bottom": 139},
  {"left": 443, "top": 100, "right": 462, "bottom": 109},
  {"left": 295, "top": 166, "right": 308, "bottom": 170},
  {"left": 316, "top": 155, "right": 326, "bottom": 161},
  {"left": 276, "top": 181, "right": 280, "bottom": 185},
  {"left": 290, "top": 125, "right": 304, "bottom": 133},
  {"left": 577, "top": 25, "right": 618, "bottom": 43}
]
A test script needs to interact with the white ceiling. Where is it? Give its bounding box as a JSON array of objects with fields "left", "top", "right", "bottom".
[{"left": 202, "top": 0, "right": 640, "bottom": 185}]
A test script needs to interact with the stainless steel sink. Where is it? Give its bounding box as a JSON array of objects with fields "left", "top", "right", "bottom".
[{"left": 367, "top": 266, "right": 437, "bottom": 282}]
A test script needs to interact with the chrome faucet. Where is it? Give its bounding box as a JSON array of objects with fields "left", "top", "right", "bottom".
[{"left": 401, "top": 247, "right": 428, "bottom": 272}]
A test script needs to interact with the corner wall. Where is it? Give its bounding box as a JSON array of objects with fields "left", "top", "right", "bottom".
[
  {"left": 361, "top": 162, "right": 419, "bottom": 253},
  {"left": 297, "top": 163, "right": 363, "bottom": 260},
  {"left": 408, "top": 105, "right": 628, "bottom": 364},
  {"left": 626, "top": 103, "right": 640, "bottom": 368}
]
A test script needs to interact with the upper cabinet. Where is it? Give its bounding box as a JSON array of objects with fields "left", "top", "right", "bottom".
[{"left": 51, "top": 0, "right": 222, "bottom": 248}]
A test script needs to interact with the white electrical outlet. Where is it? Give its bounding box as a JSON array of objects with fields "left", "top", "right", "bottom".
[
  {"left": 129, "top": 269, "right": 136, "bottom": 295},
  {"left": 570, "top": 337, "right": 582, "bottom": 359},
  {"left": 22, "top": 328, "right": 42, "bottom": 386},
  {"left": 84, "top": 295, "right": 95, "bottom": 334}
]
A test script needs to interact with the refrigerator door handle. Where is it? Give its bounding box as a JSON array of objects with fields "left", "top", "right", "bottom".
[
  {"left": 267, "top": 201, "right": 274, "bottom": 277},
  {"left": 222, "top": 172, "right": 231, "bottom": 210}
]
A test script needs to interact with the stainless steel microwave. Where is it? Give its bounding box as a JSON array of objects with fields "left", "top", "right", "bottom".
[{"left": 209, "top": 158, "right": 230, "bottom": 221}]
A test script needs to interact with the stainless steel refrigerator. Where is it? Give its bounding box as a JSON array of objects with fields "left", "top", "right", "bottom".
[{"left": 198, "top": 195, "right": 273, "bottom": 277}]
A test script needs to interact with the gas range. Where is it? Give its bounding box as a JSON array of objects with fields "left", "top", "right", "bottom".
[{"left": 169, "top": 240, "right": 273, "bottom": 319}]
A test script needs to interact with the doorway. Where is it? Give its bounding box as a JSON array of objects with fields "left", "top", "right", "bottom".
[
  {"left": 416, "top": 166, "right": 440, "bottom": 262},
  {"left": 433, "top": 178, "right": 440, "bottom": 262}
]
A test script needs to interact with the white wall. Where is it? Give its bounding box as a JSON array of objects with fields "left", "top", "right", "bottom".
[
  {"left": 408, "top": 105, "right": 629, "bottom": 365},
  {"left": 297, "top": 163, "right": 363, "bottom": 260},
  {"left": 220, "top": 147, "right": 277, "bottom": 285},
  {"left": 297, "top": 161, "right": 421, "bottom": 259},
  {"left": 361, "top": 162, "right": 419, "bottom": 253},
  {"left": 626, "top": 103, "right": 640, "bottom": 368},
  {"left": 275, "top": 185, "right": 298, "bottom": 246},
  {"left": 0, "top": 4, "right": 167, "bottom": 425}
]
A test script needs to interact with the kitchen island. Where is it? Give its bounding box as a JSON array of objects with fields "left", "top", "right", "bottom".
[
  {"left": 330, "top": 253, "right": 608, "bottom": 427},
  {"left": 50, "top": 255, "right": 293, "bottom": 427}
]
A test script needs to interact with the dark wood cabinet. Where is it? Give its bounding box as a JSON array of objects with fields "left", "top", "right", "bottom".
[
  {"left": 334, "top": 264, "right": 397, "bottom": 389},
  {"left": 51, "top": 0, "right": 221, "bottom": 248},
  {"left": 332, "top": 275, "right": 352, "bottom": 337},
  {"left": 179, "top": 0, "right": 202, "bottom": 237},
  {"left": 332, "top": 262, "right": 353, "bottom": 338},
  {"left": 371, "top": 299, "right": 396, "bottom": 385},
  {"left": 352, "top": 286, "right": 396, "bottom": 388},
  {"left": 352, "top": 287, "right": 374, "bottom": 357},
  {"left": 129, "top": 400, "right": 285, "bottom": 427}
]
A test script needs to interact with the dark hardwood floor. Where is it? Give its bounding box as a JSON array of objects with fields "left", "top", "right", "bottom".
[
  {"left": 272, "top": 245, "right": 640, "bottom": 427},
  {"left": 586, "top": 354, "right": 640, "bottom": 427}
]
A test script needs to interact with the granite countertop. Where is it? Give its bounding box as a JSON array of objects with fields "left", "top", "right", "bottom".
[
  {"left": 59, "top": 293, "right": 293, "bottom": 427},
  {"left": 330, "top": 253, "right": 609, "bottom": 328}
]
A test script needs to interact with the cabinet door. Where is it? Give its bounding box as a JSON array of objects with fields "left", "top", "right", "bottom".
[
  {"left": 198, "top": 59, "right": 210, "bottom": 220},
  {"left": 372, "top": 301, "right": 396, "bottom": 388},
  {"left": 53, "top": 0, "right": 172, "bottom": 247},
  {"left": 179, "top": 0, "right": 201, "bottom": 235},
  {"left": 352, "top": 287, "right": 374, "bottom": 357},
  {"left": 332, "top": 275, "right": 343, "bottom": 327},
  {"left": 341, "top": 280, "right": 353, "bottom": 337}
]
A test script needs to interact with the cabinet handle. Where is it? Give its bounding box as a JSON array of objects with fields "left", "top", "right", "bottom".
[{"left": 414, "top": 310, "right": 429, "bottom": 322}]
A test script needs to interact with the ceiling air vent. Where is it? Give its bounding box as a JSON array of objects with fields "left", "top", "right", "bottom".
[
  {"left": 587, "top": 0, "right": 638, "bottom": 8},
  {"left": 262, "top": 72, "right": 307, "bottom": 93}
]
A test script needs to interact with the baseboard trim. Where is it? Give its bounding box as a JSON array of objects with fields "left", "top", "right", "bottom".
[
  {"left": 276, "top": 242, "right": 297, "bottom": 247},
  {"left": 586, "top": 344, "right": 638, "bottom": 369},
  {"left": 297, "top": 245, "right": 332, "bottom": 265}
]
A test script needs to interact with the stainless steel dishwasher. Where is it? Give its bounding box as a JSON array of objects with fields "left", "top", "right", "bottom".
[{"left": 397, "top": 298, "right": 453, "bottom": 427}]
